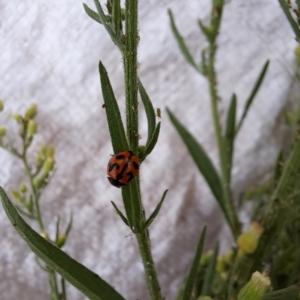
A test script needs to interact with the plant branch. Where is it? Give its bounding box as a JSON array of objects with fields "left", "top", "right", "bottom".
[
  {"left": 21, "top": 144, "right": 45, "bottom": 232},
  {"left": 206, "top": 6, "right": 240, "bottom": 238},
  {"left": 124, "top": 0, "right": 139, "bottom": 152}
]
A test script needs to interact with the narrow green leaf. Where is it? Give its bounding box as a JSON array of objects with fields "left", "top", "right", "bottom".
[
  {"left": 142, "top": 122, "right": 161, "bottom": 161},
  {"left": 65, "top": 213, "right": 73, "bottom": 238},
  {"left": 93, "top": 0, "right": 123, "bottom": 49},
  {"left": 121, "top": 177, "right": 143, "bottom": 231},
  {"left": 144, "top": 189, "right": 168, "bottom": 229},
  {"left": 138, "top": 79, "right": 156, "bottom": 149},
  {"left": 224, "top": 94, "right": 237, "bottom": 184},
  {"left": 55, "top": 216, "right": 60, "bottom": 243},
  {"left": 167, "top": 108, "right": 225, "bottom": 214},
  {"left": 61, "top": 277, "right": 67, "bottom": 300},
  {"left": 183, "top": 226, "right": 206, "bottom": 300},
  {"left": 273, "top": 150, "right": 284, "bottom": 186},
  {"left": 112, "top": 0, "right": 122, "bottom": 38},
  {"left": 236, "top": 61, "right": 269, "bottom": 135},
  {"left": 99, "top": 61, "right": 128, "bottom": 153},
  {"left": 274, "top": 138, "right": 300, "bottom": 201},
  {"left": 198, "top": 20, "right": 214, "bottom": 43},
  {"left": 278, "top": 0, "right": 300, "bottom": 42},
  {"left": 0, "top": 187, "right": 125, "bottom": 300},
  {"left": 201, "top": 243, "right": 219, "bottom": 296},
  {"left": 111, "top": 201, "right": 129, "bottom": 227},
  {"left": 297, "top": 0, "right": 300, "bottom": 22},
  {"left": 168, "top": 9, "right": 199, "bottom": 72},
  {"left": 263, "top": 284, "right": 300, "bottom": 300},
  {"left": 83, "top": 3, "right": 102, "bottom": 24}
]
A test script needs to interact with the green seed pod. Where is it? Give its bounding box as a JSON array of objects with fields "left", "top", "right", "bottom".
[
  {"left": 40, "top": 145, "right": 47, "bottom": 156},
  {"left": 0, "top": 127, "right": 7, "bottom": 137},
  {"left": 56, "top": 233, "right": 67, "bottom": 248},
  {"left": 43, "top": 157, "right": 55, "bottom": 173},
  {"left": 27, "top": 120, "right": 37, "bottom": 135},
  {"left": 25, "top": 200, "right": 33, "bottom": 212},
  {"left": 0, "top": 100, "right": 3, "bottom": 112},
  {"left": 238, "top": 271, "right": 270, "bottom": 300},
  {"left": 33, "top": 178, "right": 43, "bottom": 189},
  {"left": 25, "top": 104, "right": 37, "bottom": 119},
  {"left": 19, "top": 183, "right": 27, "bottom": 193},
  {"left": 11, "top": 190, "right": 22, "bottom": 201},
  {"left": 47, "top": 146, "right": 55, "bottom": 158}
]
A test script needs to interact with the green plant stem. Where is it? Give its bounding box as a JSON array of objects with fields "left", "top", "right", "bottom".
[
  {"left": 136, "top": 231, "right": 163, "bottom": 300},
  {"left": 48, "top": 267, "right": 60, "bottom": 300},
  {"left": 121, "top": 2, "right": 163, "bottom": 299},
  {"left": 21, "top": 147, "right": 45, "bottom": 232},
  {"left": 124, "top": 0, "right": 139, "bottom": 152},
  {"left": 207, "top": 42, "right": 239, "bottom": 238},
  {"left": 22, "top": 143, "right": 60, "bottom": 299}
]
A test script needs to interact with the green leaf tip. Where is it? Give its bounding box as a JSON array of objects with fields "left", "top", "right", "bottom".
[
  {"left": 236, "top": 60, "right": 269, "bottom": 135},
  {"left": 144, "top": 189, "right": 168, "bottom": 229},
  {"left": 224, "top": 93, "right": 237, "bottom": 183},
  {"left": 183, "top": 226, "right": 206, "bottom": 300},
  {"left": 99, "top": 61, "right": 129, "bottom": 153},
  {"left": 111, "top": 201, "right": 129, "bottom": 227},
  {"left": 83, "top": 3, "right": 102, "bottom": 24},
  {"left": 167, "top": 108, "right": 226, "bottom": 215},
  {"left": 201, "top": 242, "right": 219, "bottom": 296},
  {"left": 0, "top": 187, "right": 125, "bottom": 300},
  {"left": 168, "top": 9, "right": 199, "bottom": 72},
  {"left": 138, "top": 79, "right": 156, "bottom": 149}
]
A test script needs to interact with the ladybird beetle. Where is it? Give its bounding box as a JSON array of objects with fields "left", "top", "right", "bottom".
[{"left": 107, "top": 150, "right": 139, "bottom": 188}]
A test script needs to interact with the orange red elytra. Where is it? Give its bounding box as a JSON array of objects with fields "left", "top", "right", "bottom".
[{"left": 107, "top": 150, "right": 139, "bottom": 188}]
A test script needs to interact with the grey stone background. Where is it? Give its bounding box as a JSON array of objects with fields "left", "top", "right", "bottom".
[{"left": 0, "top": 0, "right": 298, "bottom": 299}]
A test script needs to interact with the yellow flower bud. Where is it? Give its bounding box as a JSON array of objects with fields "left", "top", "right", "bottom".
[
  {"left": 47, "top": 146, "right": 55, "bottom": 158},
  {"left": 19, "top": 183, "right": 27, "bottom": 193},
  {"left": 56, "top": 233, "right": 67, "bottom": 248},
  {"left": 43, "top": 157, "right": 55, "bottom": 173},
  {"left": 25, "top": 200, "right": 33, "bottom": 212},
  {"left": 40, "top": 145, "right": 47, "bottom": 156},
  {"left": 25, "top": 104, "right": 37, "bottom": 119},
  {"left": 33, "top": 178, "right": 43, "bottom": 189},
  {"left": 295, "top": 46, "right": 300, "bottom": 58},
  {"left": 0, "top": 127, "right": 7, "bottom": 137},
  {"left": 238, "top": 271, "right": 270, "bottom": 300},
  {"left": 27, "top": 120, "right": 37, "bottom": 135},
  {"left": 237, "top": 222, "right": 264, "bottom": 255},
  {"left": 40, "top": 230, "right": 49, "bottom": 240},
  {"left": 0, "top": 100, "right": 3, "bottom": 112},
  {"left": 11, "top": 190, "right": 22, "bottom": 201}
]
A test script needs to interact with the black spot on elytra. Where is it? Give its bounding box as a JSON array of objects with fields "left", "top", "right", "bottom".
[
  {"left": 108, "top": 162, "right": 120, "bottom": 172},
  {"left": 107, "top": 177, "right": 125, "bottom": 188},
  {"left": 126, "top": 171, "right": 134, "bottom": 182},
  {"left": 133, "top": 161, "right": 139, "bottom": 169},
  {"left": 114, "top": 154, "right": 125, "bottom": 159}
]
